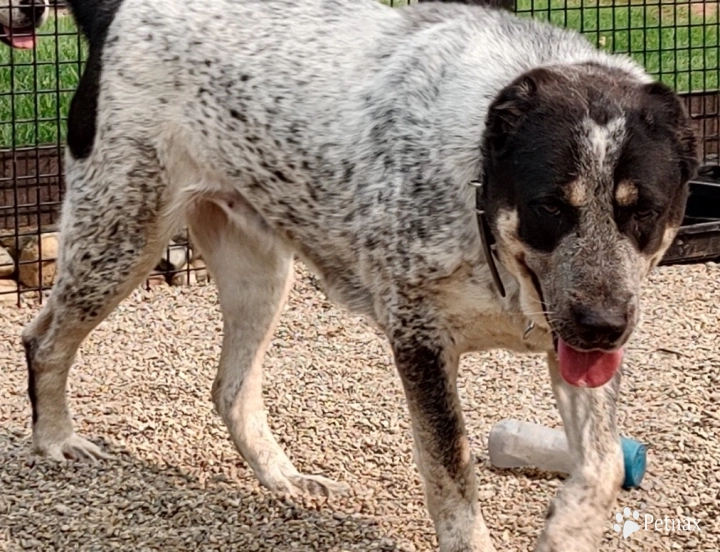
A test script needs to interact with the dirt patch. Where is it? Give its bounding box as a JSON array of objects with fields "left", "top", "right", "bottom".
[{"left": 1, "top": 262, "right": 718, "bottom": 551}]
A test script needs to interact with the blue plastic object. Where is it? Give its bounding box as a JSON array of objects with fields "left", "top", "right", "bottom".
[{"left": 620, "top": 437, "right": 647, "bottom": 489}]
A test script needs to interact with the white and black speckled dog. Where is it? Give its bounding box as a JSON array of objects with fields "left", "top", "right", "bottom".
[
  {"left": 0, "top": 0, "right": 48, "bottom": 49},
  {"left": 22, "top": 0, "right": 697, "bottom": 550}
]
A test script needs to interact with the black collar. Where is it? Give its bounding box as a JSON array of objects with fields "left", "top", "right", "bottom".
[{"left": 470, "top": 180, "right": 506, "bottom": 298}]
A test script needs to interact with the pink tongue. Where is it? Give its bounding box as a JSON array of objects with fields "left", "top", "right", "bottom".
[
  {"left": 557, "top": 339, "right": 623, "bottom": 388},
  {"left": 10, "top": 34, "right": 36, "bottom": 49}
]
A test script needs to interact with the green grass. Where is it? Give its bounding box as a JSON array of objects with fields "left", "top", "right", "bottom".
[
  {"left": 515, "top": 0, "right": 719, "bottom": 92},
  {"left": 0, "top": 15, "right": 86, "bottom": 149},
  {"left": 0, "top": 3, "right": 717, "bottom": 148}
]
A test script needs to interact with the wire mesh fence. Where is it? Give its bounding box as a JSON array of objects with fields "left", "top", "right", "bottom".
[
  {"left": 514, "top": 0, "right": 719, "bottom": 165},
  {"left": 0, "top": 1, "right": 203, "bottom": 305},
  {"left": 0, "top": 0, "right": 718, "bottom": 305}
]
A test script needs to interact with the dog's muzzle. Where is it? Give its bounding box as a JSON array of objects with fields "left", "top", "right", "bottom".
[{"left": 0, "top": 0, "right": 47, "bottom": 50}]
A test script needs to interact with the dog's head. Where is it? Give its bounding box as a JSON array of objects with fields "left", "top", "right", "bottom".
[
  {"left": 0, "top": 0, "right": 48, "bottom": 49},
  {"left": 481, "top": 63, "right": 698, "bottom": 387}
]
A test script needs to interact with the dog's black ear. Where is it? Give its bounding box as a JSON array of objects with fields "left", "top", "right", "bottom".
[
  {"left": 640, "top": 81, "right": 699, "bottom": 182},
  {"left": 484, "top": 68, "right": 553, "bottom": 154}
]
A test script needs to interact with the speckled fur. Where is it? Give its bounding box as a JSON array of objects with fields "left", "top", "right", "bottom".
[{"left": 21, "top": 1, "right": 697, "bottom": 551}]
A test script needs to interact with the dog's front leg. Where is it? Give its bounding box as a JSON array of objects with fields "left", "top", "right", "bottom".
[
  {"left": 391, "top": 333, "right": 496, "bottom": 552},
  {"left": 536, "top": 352, "right": 624, "bottom": 551}
]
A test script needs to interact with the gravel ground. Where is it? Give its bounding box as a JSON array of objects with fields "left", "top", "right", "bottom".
[{"left": 1, "top": 262, "right": 718, "bottom": 552}]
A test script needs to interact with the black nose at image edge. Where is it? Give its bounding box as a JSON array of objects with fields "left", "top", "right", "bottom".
[{"left": 19, "top": 0, "right": 46, "bottom": 23}]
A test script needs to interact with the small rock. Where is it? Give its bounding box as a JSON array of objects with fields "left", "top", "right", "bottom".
[
  {"left": 478, "top": 489, "right": 496, "bottom": 500},
  {"left": 54, "top": 504, "right": 72, "bottom": 515},
  {"left": 0, "top": 245, "right": 14, "bottom": 278},
  {"left": 18, "top": 233, "right": 59, "bottom": 288},
  {"left": 147, "top": 274, "right": 168, "bottom": 287},
  {"left": 170, "top": 264, "right": 197, "bottom": 286},
  {"left": 171, "top": 259, "right": 209, "bottom": 286},
  {"left": 191, "top": 258, "right": 208, "bottom": 282},
  {"left": 0, "top": 279, "right": 19, "bottom": 303},
  {"left": 0, "top": 229, "right": 25, "bottom": 259}
]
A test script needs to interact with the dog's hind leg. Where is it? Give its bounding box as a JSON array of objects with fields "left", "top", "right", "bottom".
[
  {"left": 22, "top": 142, "right": 176, "bottom": 461},
  {"left": 187, "top": 197, "right": 349, "bottom": 498},
  {"left": 535, "top": 352, "right": 624, "bottom": 552}
]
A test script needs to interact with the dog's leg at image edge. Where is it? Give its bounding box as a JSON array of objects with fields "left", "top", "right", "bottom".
[
  {"left": 392, "top": 330, "right": 496, "bottom": 552},
  {"left": 535, "top": 352, "right": 624, "bottom": 552}
]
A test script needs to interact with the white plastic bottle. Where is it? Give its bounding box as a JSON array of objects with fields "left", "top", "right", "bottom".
[
  {"left": 488, "top": 419, "right": 575, "bottom": 474},
  {"left": 487, "top": 419, "right": 647, "bottom": 488}
]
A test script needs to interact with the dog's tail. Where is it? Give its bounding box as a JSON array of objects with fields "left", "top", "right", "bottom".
[{"left": 65, "top": 0, "right": 124, "bottom": 46}]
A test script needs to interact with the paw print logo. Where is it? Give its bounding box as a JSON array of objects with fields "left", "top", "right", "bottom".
[{"left": 613, "top": 507, "right": 641, "bottom": 539}]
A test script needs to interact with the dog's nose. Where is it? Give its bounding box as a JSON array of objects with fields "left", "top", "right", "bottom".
[
  {"left": 19, "top": 0, "right": 46, "bottom": 24},
  {"left": 572, "top": 305, "right": 628, "bottom": 348}
]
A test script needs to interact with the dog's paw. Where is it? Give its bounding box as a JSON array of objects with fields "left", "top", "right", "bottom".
[
  {"left": 279, "top": 473, "right": 350, "bottom": 498},
  {"left": 34, "top": 433, "right": 111, "bottom": 462}
]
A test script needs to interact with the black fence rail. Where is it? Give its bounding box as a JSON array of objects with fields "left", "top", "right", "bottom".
[{"left": 0, "top": 0, "right": 718, "bottom": 304}]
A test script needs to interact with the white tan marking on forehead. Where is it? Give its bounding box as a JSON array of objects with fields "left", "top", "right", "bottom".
[
  {"left": 615, "top": 179, "right": 638, "bottom": 206},
  {"left": 581, "top": 116, "right": 626, "bottom": 171}
]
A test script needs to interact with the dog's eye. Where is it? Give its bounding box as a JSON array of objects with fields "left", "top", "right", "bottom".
[
  {"left": 535, "top": 202, "right": 561, "bottom": 216},
  {"left": 634, "top": 208, "right": 655, "bottom": 221}
]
